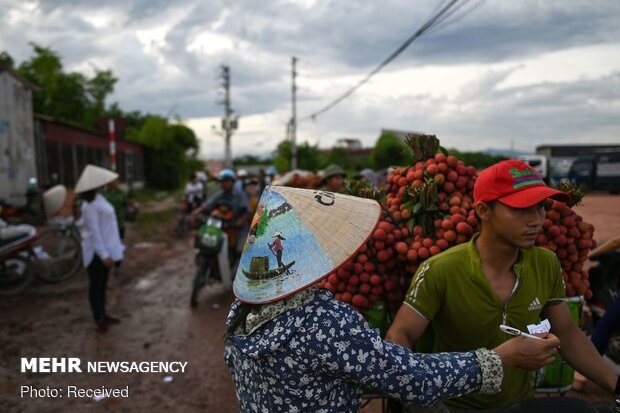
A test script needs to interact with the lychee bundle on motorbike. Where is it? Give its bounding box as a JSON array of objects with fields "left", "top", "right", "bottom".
[{"left": 190, "top": 199, "right": 234, "bottom": 307}]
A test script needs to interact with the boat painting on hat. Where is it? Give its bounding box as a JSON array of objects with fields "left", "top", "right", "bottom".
[{"left": 234, "top": 185, "right": 380, "bottom": 304}]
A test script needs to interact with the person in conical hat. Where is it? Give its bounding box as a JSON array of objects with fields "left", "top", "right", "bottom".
[
  {"left": 269, "top": 230, "right": 286, "bottom": 268},
  {"left": 224, "top": 185, "right": 561, "bottom": 413},
  {"left": 43, "top": 185, "right": 67, "bottom": 218},
  {"left": 75, "top": 164, "right": 124, "bottom": 334}
]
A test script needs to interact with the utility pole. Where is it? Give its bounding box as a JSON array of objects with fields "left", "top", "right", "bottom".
[
  {"left": 219, "top": 65, "right": 238, "bottom": 168},
  {"left": 107, "top": 118, "right": 116, "bottom": 171},
  {"left": 291, "top": 56, "right": 298, "bottom": 170}
]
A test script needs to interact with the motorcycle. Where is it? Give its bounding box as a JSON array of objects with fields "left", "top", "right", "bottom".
[
  {"left": 175, "top": 194, "right": 204, "bottom": 238},
  {"left": 0, "top": 224, "right": 39, "bottom": 296},
  {"left": 190, "top": 215, "right": 232, "bottom": 307}
]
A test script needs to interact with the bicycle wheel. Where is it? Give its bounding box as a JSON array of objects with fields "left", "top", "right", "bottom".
[
  {"left": 33, "top": 228, "right": 82, "bottom": 283},
  {"left": 0, "top": 255, "right": 35, "bottom": 296}
]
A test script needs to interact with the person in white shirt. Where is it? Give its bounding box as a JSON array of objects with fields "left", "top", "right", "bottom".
[
  {"left": 184, "top": 173, "right": 205, "bottom": 210},
  {"left": 74, "top": 165, "right": 125, "bottom": 334}
]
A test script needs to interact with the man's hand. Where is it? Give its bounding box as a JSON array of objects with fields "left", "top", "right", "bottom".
[
  {"left": 102, "top": 258, "right": 115, "bottom": 269},
  {"left": 493, "top": 333, "right": 560, "bottom": 370}
]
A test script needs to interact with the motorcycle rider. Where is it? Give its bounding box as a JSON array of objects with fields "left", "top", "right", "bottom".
[
  {"left": 184, "top": 173, "right": 205, "bottom": 212},
  {"left": 190, "top": 197, "right": 235, "bottom": 303},
  {"left": 194, "top": 169, "right": 250, "bottom": 269}
]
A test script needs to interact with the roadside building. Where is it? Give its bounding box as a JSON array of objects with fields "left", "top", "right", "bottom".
[
  {"left": 34, "top": 114, "right": 145, "bottom": 190},
  {"left": 0, "top": 64, "right": 38, "bottom": 205}
]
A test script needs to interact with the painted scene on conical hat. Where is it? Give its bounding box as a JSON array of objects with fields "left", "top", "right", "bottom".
[{"left": 234, "top": 187, "right": 333, "bottom": 302}]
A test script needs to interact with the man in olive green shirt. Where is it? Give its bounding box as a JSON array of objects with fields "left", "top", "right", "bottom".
[{"left": 387, "top": 160, "right": 618, "bottom": 411}]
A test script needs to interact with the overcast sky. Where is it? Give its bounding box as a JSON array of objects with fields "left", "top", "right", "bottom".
[{"left": 2, "top": 0, "right": 619, "bottom": 160}]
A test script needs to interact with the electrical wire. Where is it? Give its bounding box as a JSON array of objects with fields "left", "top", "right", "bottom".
[
  {"left": 300, "top": 0, "right": 489, "bottom": 122},
  {"left": 425, "top": 0, "right": 488, "bottom": 35}
]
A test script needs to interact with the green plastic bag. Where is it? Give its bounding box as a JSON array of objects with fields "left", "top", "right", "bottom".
[
  {"left": 537, "top": 297, "right": 583, "bottom": 388},
  {"left": 194, "top": 223, "right": 224, "bottom": 254}
]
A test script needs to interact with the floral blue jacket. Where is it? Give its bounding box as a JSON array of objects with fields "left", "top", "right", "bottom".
[{"left": 224, "top": 288, "right": 499, "bottom": 413}]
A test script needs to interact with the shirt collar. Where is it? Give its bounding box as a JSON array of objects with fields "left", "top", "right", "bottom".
[
  {"left": 467, "top": 234, "right": 526, "bottom": 275},
  {"left": 236, "top": 286, "right": 318, "bottom": 336}
]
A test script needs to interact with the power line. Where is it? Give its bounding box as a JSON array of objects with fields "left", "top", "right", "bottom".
[
  {"left": 300, "top": 0, "right": 460, "bottom": 121},
  {"left": 425, "top": 0, "right": 489, "bottom": 35},
  {"left": 300, "top": 0, "right": 485, "bottom": 122}
]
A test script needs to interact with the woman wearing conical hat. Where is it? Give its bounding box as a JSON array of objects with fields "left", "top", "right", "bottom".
[
  {"left": 74, "top": 165, "right": 124, "bottom": 334},
  {"left": 268, "top": 230, "right": 286, "bottom": 268},
  {"left": 224, "top": 186, "right": 561, "bottom": 412}
]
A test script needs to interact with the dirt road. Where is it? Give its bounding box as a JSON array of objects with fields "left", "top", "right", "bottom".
[
  {"left": 1, "top": 218, "right": 238, "bottom": 412},
  {"left": 1, "top": 194, "right": 618, "bottom": 412}
]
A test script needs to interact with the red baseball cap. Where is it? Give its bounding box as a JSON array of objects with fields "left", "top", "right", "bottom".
[{"left": 474, "top": 160, "right": 570, "bottom": 208}]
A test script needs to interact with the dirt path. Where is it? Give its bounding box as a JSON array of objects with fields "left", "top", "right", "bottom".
[
  {"left": 573, "top": 193, "right": 620, "bottom": 243},
  {"left": 1, "top": 214, "right": 238, "bottom": 412}
]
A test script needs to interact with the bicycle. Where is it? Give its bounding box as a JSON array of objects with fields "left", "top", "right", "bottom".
[{"left": 32, "top": 216, "right": 82, "bottom": 283}]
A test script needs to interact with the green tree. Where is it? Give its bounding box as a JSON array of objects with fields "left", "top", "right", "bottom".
[
  {"left": 84, "top": 69, "right": 118, "bottom": 125},
  {"left": 129, "top": 115, "right": 202, "bottom": 190},
  {"left": 273, "top": 140, "right": 325, "bottom": 172},
  {"left": 325, "top": 146, "right": 372, "bottom": 174},
  {"left": 371, "top": 132, "right": 413, "bottom": 169},
  {"left": 16, "top": 43, "right": 117, "bottom": 129},
  {"left": 135, "top": 116, "right": 171, "bottom": 150},
  {"left": 169, "top": 123, "right": 199, "bottom": 156},
  {"left": 447, "top": 149, "right": 506, "bottom": 169},
  {"left": 234, "top": 154, "right": 272, "bottom": 167},
  {"left": 327, "top": 147, "right": 350, "bottom": 169},
  {"left": 17, "top": 44, "right": 64, "bottom": 116},
  {"left": 0, "top": 51, "right": 14, "bottom": 67},
  {"left": 7, "top": 44, "right": 200, "bottom": 191},
  {"left": 170, "top": 123, "right": 203, "bottom": 178}
]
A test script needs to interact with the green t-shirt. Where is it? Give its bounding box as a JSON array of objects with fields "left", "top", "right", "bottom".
[{"left": 404, "top": 236, "right": 565, "bottom": 410}]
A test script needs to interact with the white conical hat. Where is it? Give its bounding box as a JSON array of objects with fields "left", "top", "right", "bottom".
[
  {"left": 234, "top": 186, "right": 381, "bottom": 304},
  {"left": 43, "top": 185, "right": 67, "bottom": 217},
  {"left": 74, "top": 164, "right": 118, "bottom": 194}
]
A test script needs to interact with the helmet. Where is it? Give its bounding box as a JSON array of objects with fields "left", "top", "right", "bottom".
[
  {"left": 218, "top": 169, "right": 236, "bottom": 181},
  {"left": 265, "top": 166, "right": 277, "bottom": 176},
  {"left": 237, "top": 169, "right": 249, "bottom": 178}
]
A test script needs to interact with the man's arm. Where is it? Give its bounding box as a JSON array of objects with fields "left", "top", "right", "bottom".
[
  {"left": 385, "top": 303, "right": 430, "bottom": 349},
  {"left": 589, "top": 235, "right": 620, "bottom": 259},
  {"left": 193, "top": 192, "right": 219, "bottom": 216},
  {"left": 543, "top": 302, "right": 617, "bottom": 393}
]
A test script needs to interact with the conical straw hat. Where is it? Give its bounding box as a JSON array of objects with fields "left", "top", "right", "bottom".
[
  {"left": 233, "top": 186, "right": 381, "bottom": 304},
  {"left": 74, "top": 164, "right": 118, "bottom": 194},
  {"left": 43, "top": 185, "right": 67, "bottom": 217}
]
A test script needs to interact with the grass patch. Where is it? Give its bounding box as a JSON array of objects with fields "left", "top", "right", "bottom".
[
  {"left": 133, "top": 208, "right": 177, "bottom": 241},
  {"left": 131, "top": 188, "right": 179, "bottom": 203}
]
